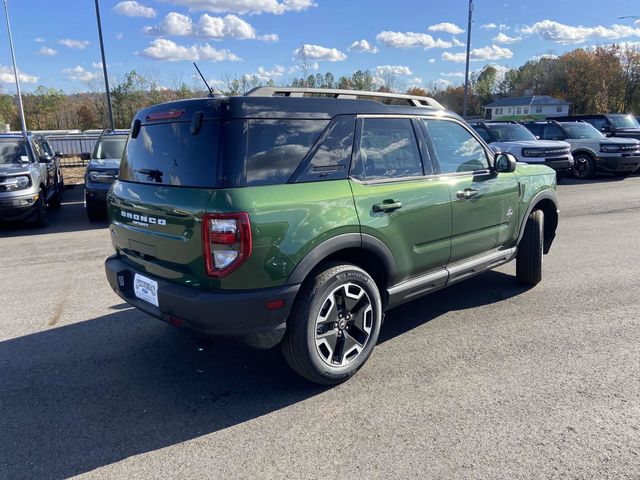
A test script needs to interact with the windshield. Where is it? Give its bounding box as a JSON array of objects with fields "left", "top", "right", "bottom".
[
  {"left": 0, "top": 140, "right": 30, "bottom": 165},
  {"left": 608, "top": 114, "right": 640, "bottom": 130},
  {"left": 95, "top": 137, "right": 127, "bottom": 160},
  {"left": 486, "top": 124, "right": 537, "bottom": 142},
  {"left": 561, "top": 123, "right": 605, "bottom": 140}
]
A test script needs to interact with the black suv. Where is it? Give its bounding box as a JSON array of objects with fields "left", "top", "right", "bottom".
[
  {"left": 82, "top": 129, "right": 128, "bottom": 221},
  {"left": 553, "top": 114, "right": 640, "bottom": 140}
]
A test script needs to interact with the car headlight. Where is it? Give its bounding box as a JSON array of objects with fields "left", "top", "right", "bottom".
[
  {"left": 599, "top": 144, "right": 620, "bottom": 153},
  {"left": 0, "top": 175, "right": 31, "bottom": 192},
  {"left": 522, "top": 148, "right": 545, "bottom": 157}
]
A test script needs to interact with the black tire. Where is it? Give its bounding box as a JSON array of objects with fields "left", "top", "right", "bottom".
[
  {"left": 516, "top": 209, "right": 544, "bottom": 286},
  {"left": 48, "top": 178, "right": 62, "bottom": 210},
  {"left": 86, "top": 202, "right": 105, "bottom": 222},
  {"left": 32, "top": 188, "right": 48, "bottom": 228},
  {"left": 572, "top": 153, "right": 596, "bottom": 179},
  {"left": 282, "top": 262, "right": 383, "bottom": 385},
  {"left": 614, "top": 171, "right": 632, "bottom": 178}
]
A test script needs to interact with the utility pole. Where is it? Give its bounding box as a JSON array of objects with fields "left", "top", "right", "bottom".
[
  {"left": 462, "top": 0, "right": 474, "bottom": 118},
  {"left": 3, "top": 0, "right": 28, "bottom": 137},
  {"left": 94, "top": 0, "right": 115, "bottom": 130}
]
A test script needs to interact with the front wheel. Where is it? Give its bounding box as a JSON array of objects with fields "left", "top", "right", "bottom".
[
  {"left": 572, "top": 153, "right": 596, "bottom": 179},
  {"left": 282, "top": 263, "right": 383, "bottom": 385},
  {"left": 516, "top": 209, "right": 544, "bottom": 286}
]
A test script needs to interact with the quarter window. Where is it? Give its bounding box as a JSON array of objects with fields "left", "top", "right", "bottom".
[
  {"left": 357, "top": 118, "right": 423, "bottom": 180},
  {"left": 423, "top": 120, "right": 489, "bottom": 174}
]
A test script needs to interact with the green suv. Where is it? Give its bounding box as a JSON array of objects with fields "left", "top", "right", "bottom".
[{"left": 105, "top": 87, "right": 558, "bottom": 385}]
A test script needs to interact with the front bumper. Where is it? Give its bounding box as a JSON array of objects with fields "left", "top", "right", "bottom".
[
  {"left": 598, "top": 155, "right": 640, "bottom": 173},
  {"left": 85, "top": 184, "right": 110, "bottom": 207},
  {"left": 0, "top": 193, "right": 38, "bottom": 222},
  {"left": 105, "top": 255, "right": 300, "bottom": 348},
  {"left": 543, "top": 156, "right": 574, "bottom": 172}
]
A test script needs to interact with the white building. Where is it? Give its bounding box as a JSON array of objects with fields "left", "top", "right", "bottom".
[{"left": 484, "top": 95, "right": 570, "bottom": 120}]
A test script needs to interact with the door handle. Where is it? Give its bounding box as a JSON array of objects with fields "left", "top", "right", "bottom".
[
  {"left": 456, "top": 189, "right": 479, "bottom": 200},
  {"left": 372, "top": 199, "right": 403, "bottom": 213}
]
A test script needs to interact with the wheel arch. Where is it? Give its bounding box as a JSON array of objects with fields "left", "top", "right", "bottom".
[
  {"left": 572, "top": 148, "right": 596, "bottom": 159},
  {"left": 286, "top": 233, "right": 398, "bottom": 297},
  {"left": 517, "top": 190, "right": 559, "bottom": 254}
]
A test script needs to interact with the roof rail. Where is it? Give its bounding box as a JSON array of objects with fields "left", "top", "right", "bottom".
[{"left": 245, "top": 86, "right": 445, "bottom": 109}]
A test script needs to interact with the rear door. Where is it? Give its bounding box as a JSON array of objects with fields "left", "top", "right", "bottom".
[
  {"left": 422, "top": 118, "right": 520, "bottom": 264},
  {"left": 109, "top": 119, "right": 220, "bottom": 288},
  {"left": 349, "top": 116, "right": 452, "bottom": 284}
]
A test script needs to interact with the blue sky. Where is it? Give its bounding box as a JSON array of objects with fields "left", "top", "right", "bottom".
[{"left": 1, "top": 0, "right": 640, "bottom": 93}]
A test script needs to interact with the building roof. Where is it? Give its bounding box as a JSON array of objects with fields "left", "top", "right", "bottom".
[{"left": 485, "top": 95, "right": 570, "bottom": 108}]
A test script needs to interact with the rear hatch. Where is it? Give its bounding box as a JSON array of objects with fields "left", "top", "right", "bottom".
[{"left": 108, "top": 101, "right": 224, "bottom": 288}]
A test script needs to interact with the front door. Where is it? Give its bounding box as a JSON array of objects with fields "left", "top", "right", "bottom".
[
  {"left": 421, "top": 118, "right": 520, "bottom": 263},
  {"left": 349, "top": 117, "right": 452, "bottom": 284}
]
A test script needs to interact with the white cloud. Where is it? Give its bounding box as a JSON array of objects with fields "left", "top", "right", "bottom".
[
  {"left": 116, "top": 32, "right": 124, "bottom": 40},
  {"left": 428, "top": 58, "right": 436, "bottom": 64},
  {"left": 432, "top": 78, "right": 453, "bottom": 90},
  {"left": 529, "top": 53, "right": 558, "bottom": 62},
  {"left": 293, "top": 44, "right": 346, "bottom": 62},
  {"left": 442, "top": 44, "right": 513, "bottom": 62},
  {"left": 0, "top": 65, "right": 38, "bottom": 84},
  {"left": 481, "top": 23, "right": 498, "bottom": 30},
  {"left": 375, "top": 65, "right": 413, "bottom": 76},
  {"left": 376, "top": 31, "right": 452, "bottom": 49},
  {"left": 37, "top": 46, "right": 58, "bottom": 56},
  {"left": 140, "top": 38, "right": 241, "bottom": 62},
  {"left": 92, "top": 62, "right": 104, "bottom": 69},
  {"left": 58, "top": 39, "right": 90, "bottom": 49},
  {"left": 521, "top": 20, "right": 640, "bottom": 44},
  {"left": 452, "top": 37, "right": 464, "bottom": 47},
  {"left": 62, "top": 66, "right": 97, "bottom": 82},
  {"left": 244, "top": 64, "right": 286, "bottom": 82},
  {"left": 114, "top": 1, "right": 156, "bottom": 18},
  {"left": 258, "top": 33, "right": 279, "bottom": 43},
  {"left": 441, "top": 71, "right": 465, "bottom": 77},
  {"left": 144, "top": 12, "right": 262, "bottom": 40},
  {"left": 160, "top": 0, "right": 317, "bottom": 15},
  {"left": 349, "top": 39, "right": 378, "bottom": 54},
  {"left": 428, "top": 22, "right": 464, "bottom": 35},
  {"left": 34, "top": 37, "right": 45, "bottom": 43},
  {"left": 493, "top": 32, "right": 521, "bottom": 44},
  {"left": 409, "top": 77, "right": 423, "bottom": 85}
]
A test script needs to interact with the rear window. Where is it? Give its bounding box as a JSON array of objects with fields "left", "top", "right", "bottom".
[
  {"left": 120, "top": 121, "right": 218, "bottom": 187},
  {"left": 246, "top": 119, "right": 328, "bottom": 186}
]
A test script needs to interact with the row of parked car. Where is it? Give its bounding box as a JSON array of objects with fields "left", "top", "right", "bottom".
[{"left": 469, "top": 113, "right": 640, "bottom": 180}]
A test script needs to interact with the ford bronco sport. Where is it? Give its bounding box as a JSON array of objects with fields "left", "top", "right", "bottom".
[{"left": 105, "top": 87, "right": 559, "bottom": 385}]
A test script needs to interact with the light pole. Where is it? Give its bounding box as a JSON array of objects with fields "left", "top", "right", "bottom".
[
  {"left": 462, "top": 0, "right": 474, "bottom": 118},
  {"left": 94, "top": 0, "right": 115, "bottom": 130},
  {"left": 2, "top": 0, "right": 28, "bottom": 137}
]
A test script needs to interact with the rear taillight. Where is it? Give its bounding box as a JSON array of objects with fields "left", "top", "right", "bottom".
[{"left": 202, "top": 213, "right": 252, "bottom": 278}]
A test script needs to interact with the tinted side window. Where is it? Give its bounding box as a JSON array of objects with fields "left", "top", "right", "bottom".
[
  {"left": 423, "top": 119, "right": 489, "bottom": 173},
  {"left": 246, "top": 119, "right": 329, "bottom": 186},
  {"left": 359, "top": 118, "right": 423, "bottom": 180},
  {"left": 542, "top": 125, "right": 565, "bottom": 140},
  {"left": 472, "top": 125, "right": 492, "bottom": 143},
  {"left": 524, "top": 123, "right": 542, "bottom": 137},
  {"left": 585, "top": 117, "right": 607, "bottom": 131},
  {"left": 297, "top": 116, "right": 355, "bottom": 182}
]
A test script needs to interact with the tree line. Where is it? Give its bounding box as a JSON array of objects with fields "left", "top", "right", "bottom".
[{"left": 1, "top": 44, "right": 640, "bottom": 131}]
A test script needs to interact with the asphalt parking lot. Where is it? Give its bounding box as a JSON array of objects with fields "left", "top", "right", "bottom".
[{"left": 1, "top": 177, "right": 639, "bottom": 479}]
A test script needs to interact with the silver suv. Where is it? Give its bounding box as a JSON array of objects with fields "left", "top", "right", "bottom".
[
  {"left": 522, "top": 120, "right": 640, "bottom": 179},
  {"left": 469, "top": 121, "right": 573, "bottom": 178},
  {"left": 0, "top": 133, "right": 64, "bottom": 226}
]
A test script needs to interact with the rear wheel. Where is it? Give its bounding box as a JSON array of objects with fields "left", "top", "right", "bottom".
[
  {"left": 572, "top": 153, "right": 596, "bottom": 179},
  {"left": 282, "top": 263, "right": 383, "bottom": 385},
  {"left": 516, "top": 209, "right": 544, "bottom": 286}
]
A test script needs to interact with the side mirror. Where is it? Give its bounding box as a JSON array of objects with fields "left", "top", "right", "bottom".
[
  {"left": 54, "top": 151, "right": 63, "bottom": 157},
  {"left": 80, "top": 152, "right": 91, "bottom": 161},
  {"left": 494, "top": 152, "right": 517, "bottom": 173},
  {"left": 39, "top": 156, "right": 52, "bottom": 164}
]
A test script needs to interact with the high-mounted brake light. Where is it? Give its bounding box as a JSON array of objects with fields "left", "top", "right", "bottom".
[
  {"left": 202, "top": 213, "right": 252, "bottom": 278},
  {"left": 146, "top": 109, "right": 185, "bottom": 121}
]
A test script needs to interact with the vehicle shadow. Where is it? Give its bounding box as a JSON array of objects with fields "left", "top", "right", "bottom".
[
  {"left": 0, "top": 270, "right": 528, "bottom": 479},
  {"left": 0, "top": 185, "right": 108, "bottom": 238},
  {"left": 558, "top": 174, "right": 631, "bottom": 185}
]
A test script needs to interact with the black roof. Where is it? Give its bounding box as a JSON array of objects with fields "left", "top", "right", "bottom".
[
  {"left": 485, "top": 95, "right": 570, "bottom": 108},
  {"left": 134, "top": 96, "right": 460, "bottom": 124}
]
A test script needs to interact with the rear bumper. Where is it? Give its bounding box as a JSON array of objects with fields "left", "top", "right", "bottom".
[
  {"left": 597, "top": 155, "right": 640, "bottom": 173},
  {"left": 105, "top": 255, "right": 299, "bottom": 348}
]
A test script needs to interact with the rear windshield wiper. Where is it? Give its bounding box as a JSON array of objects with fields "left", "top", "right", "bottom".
[{"left": 135, "top": 168, "right": 163, "bottom": 182}]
